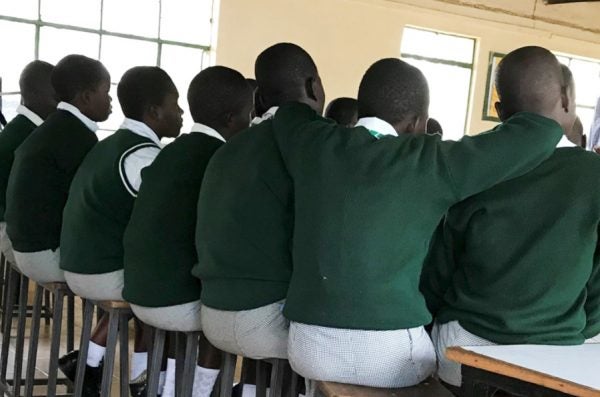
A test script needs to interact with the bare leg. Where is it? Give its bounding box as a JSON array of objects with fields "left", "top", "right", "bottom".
[
  {"left": 197, "top": 333, "right": 221, "bottom": 369},
  {"left": 90, "top": 312, "right": 110, "bottom": 346}
]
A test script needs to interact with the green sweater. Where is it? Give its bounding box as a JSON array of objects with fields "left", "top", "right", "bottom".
[
  {"left": 123, "top": 132, "right": 223, "bottom": 307},
  {"left": 60, "top": 129, "right": 159, "bottom": 274},
  {"left": 5, "top": 110, "right": 97, "bottom": 252},
  {"left": 193, "top": 119, "right": 293, "bottom": 310},
  {"left": 272, "top": 103, "right": 562, "bottom": 330},
  {"left": 420, "top": 147, "right": 600, "bottom": 344},
  {"left": 0, "top": 115, "right": 37, "bottom": 221}
]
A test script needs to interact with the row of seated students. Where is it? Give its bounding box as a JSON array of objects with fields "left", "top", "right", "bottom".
[{"left": 0, "top": 42, "right": 598, "bottom": 397}]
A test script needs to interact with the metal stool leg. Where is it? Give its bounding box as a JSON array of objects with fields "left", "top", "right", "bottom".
[
  {"left": 269, "top": 359, "right": 286, "bottom": 396},
  {"left": 180, "top": 332, "right": 199, "bottom": 397},
  {"left": 74, "top": 299, "right": 94, "bottom": 396},
  {"left": 12, "top": 273, "right": 30, "bottom": 396},
  {"left": 43, "top": 290, "right": 51, "bottom": 326},
  {"left": 218, "top": 353, "right": 236, "bottom": 397},
  {"left": 67, "top": 295, "right": 75, "bottom": 352},
  {"left": 99, "top": 309, "right": 119, "bottom": 397},
  {"left": 147, "top": 328, "right": 165, "bottom": 397},
  {"left": 47, "top": 287, "right": 65, "bottom": 397},
  {"left": 0, "top": 254, "right": 6, "bottom": 326},
  {"left": 0, "top": 266, "right": 18, "bottom": 385},
  {"left": 256, "top": 360, "right": 268, "bottom": 397},
  {"left": 24, "top": 285, "right": 43, "bottom": 397},
  {"left": 175, "top": 332, "right": 186, "bottom": 397},
  {"left": 118, "top": 311, "right": 129, "bottom": 397},
  {"left": 289, "top": 366, "right": 299, "bottom": 397}
]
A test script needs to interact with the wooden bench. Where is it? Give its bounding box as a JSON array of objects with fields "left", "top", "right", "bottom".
[{"left": 317, "top": 378, "right": 454, "bottom": 397}]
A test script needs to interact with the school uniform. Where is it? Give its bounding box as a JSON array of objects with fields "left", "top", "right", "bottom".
[
  {"left": 270, "top": 102, "right": 563, "bottom": 388},
  {"left": 193, "top": 107, "right": 291, "bottom": 359},
  {"left": 420, "top": 135, "right": 600, "bottom": 386},
  {"left": 60, "top": 118, "right": 161, "bottom": 300},
  {"left": 122, "top": 123, "right": 225, "bottom": 332},
  {"left": 5, "top": 102, "right": 98, "bottom": 282},
  {"left": 0, "top": 105, "right": 43, "bottom": 264}
]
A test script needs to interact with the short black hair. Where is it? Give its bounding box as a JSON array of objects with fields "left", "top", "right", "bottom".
[
  {"left": 254, "top": 43, "right": 318, "bottom": 105},
  {"left": 358, "top": 58, "right": 429, "bottom": 124},
  {"left": 495, "top": 46, "right": 564, "bottom": 117},
  {"left": 188, "top": 66, "right": 253, "bottom": 125},
  {"left": 325, "top": 97, "right": 358, "bottom": 127},
  {"left": 427, "top": 118, "right": 443, "bottom": 136},
  {"left": 117, "top": 66, "right": 176, "bottom": 120},
  {"left": 51, "top": 54, "right": 109, "bottom": 102},
  {"left": 19, "top": 60, "right": 54, "bottom": 101}
]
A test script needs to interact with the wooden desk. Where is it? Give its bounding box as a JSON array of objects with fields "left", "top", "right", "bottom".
[
  {"left": 317, "top": 378, "right": 454, "bottom": 397},
  {"left": 446, "top": 344, "right": 600, "bottom": 397}
]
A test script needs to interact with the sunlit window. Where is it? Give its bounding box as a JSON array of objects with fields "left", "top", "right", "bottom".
[
  {"left": 401, "top": 27, "right": 476, "bottom": 140},
  {"left": 0, "top": 0, "right": 215, "bottom": 138},
  {"left": 556, "top": 54, "right": 600, "bottom": 137}
]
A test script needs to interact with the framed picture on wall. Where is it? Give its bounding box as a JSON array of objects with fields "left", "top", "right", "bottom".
[{"left": 482, "top": 52, "right": 505, "bottom": 122}]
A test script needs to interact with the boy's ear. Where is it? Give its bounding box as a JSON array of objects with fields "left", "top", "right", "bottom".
[
  {"left": 305, "top": 77, "right": 317, "bottom": 101},
  {"left": 223, "top": 112, "right": 234, "bottom": 127},
  {"left": 560, "top": 84, "right": 571, "bottom": 113},
  {"left": 404, "top": 115, "right": 426, "bottom": 134},
  {"left": 494, "top": 101, "right": 505, "bottom": 121}
]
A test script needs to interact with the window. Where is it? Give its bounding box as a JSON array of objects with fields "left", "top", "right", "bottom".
[
  {"left": 400, "top": 27, "right": 476, "bottom": 140},
  {"left": 0, "top": 0, "right": 215, "bottom": 139},
  {"left": 556, "top": 54, "right": 600, "bottom": 138}
]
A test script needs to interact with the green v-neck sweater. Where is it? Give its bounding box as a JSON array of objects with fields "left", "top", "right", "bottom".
[
  {"left": 271, "top": 103, "right": 562, "bottom": 330},
  {"left": 421, "top": 147, "right": 600, "bottom": 344}
]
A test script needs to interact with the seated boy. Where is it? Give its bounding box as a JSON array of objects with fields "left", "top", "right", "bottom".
[
  {"left": 122, "top": 65, "right": 253, "bottom": 397},
  {"left": 324, "top": 97, "right": 358, "bottom": 127},
  {"left": 193, "top": 43, "right": 325, "bottom": 361},
  {"left": 59, "top": 66, "right": 182, "bottom": 395},
  {"left": 5, "top": 54, "right": 111, "bottom": 282},
  {"left": 0, "top": 60, "right": 56, "bottom": 264},
  {"left": 420, "top": 48, "right": 598, "bottom": 388},
  {"left": 269, "top": 48, "right": 568, "bottom": 389}
]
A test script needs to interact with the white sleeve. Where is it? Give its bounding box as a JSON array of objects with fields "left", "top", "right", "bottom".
[{"left": 119, "top": 144, "right": 161, "bottom": 197}]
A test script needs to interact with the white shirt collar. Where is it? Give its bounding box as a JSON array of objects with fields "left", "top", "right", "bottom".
[
  {"left": 250, "top": 106, "right": 279, "bottom": 126},
  {"left": 355, "top": 117, "right": 398, "bottom": 137},
  {"left": 556, "top": 135, "right": 577, "bottom": 148},
  {"left": 16, "top": 105, "right": 43, "bottom": 127},
  {"left": 119, "top": 118, "right": 162, "bottom": 146},
  {"left": 57, "top": 102, "right": 99, "bottom": 132},
  {"left": 190, "top": 122, "right": 225, "bottom": 142}
]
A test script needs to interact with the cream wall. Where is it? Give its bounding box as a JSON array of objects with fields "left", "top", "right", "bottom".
[{"left": 214, "top": 0, "right": 600, "bottom": 135}]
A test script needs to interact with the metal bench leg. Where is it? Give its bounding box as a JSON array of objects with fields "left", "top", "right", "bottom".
[
  {"left": 100, "top": 309, "right": 119, "bottom": 397},
  {"left": 24, "top": 285, "right": 43, "bottom": 397},
  {"left": 218, "top": 353, "right": 236, "bottom": 397},
  {"left": 74, "top": 299, "right": 94, "bottom": 396},
  {"left": 67, "top": 295, "right": 75, "bottom": 352},
  {"left": 256, "top": 360, "right": 268, "bottom": 397},
  {"left": 43, "top": 290, "right": 51, "bottom": 326},
  {"left": 147, "top": 328, "right": 166, "bottom": 397},
  {"left": 180, "top": 332, "right": 199, "bottom": 397},
  {"left": 47, "top": 287, "right": 65, "bottom": 397},
  {"left": 119, "top": 311, "right": 129, "bottom": 397},
  {"left": 0, "top": 267, "right": 18, "bottom": 384},
  {"left": 269, "top": 359, "right": 286, "bottom": 396},
  {"left": 175, "top": 332, "right": 185, "bottom": 397},
  {"left": 12, "top": 273, "right": 30, "bottom": 396}
]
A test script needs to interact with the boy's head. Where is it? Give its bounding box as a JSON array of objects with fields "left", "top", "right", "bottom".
[
  {"left": 51, "top": 54, "right": 112, "bottom": 122},
  {"left": 494, "top": 46, "right": 576, "bottom": 134},
  {"left": 427, "top": 118, "right": 443, "bottom": 137},
  {"left": 358, "top": 58, "right": 429, "bottom": 135},
  {"left": 19, "top": 60, "right": 57, "bottom": 119},
  {"left": 117, "top": 66, "right": 183, "bottom": 139},
  {"left": 254, "top": 42, "right": 325, "bottom": 115},
  {"left": 188, "top": 66, "right": 253, "bottom": 140},
  {"left": 325, "top": 97, "right": 358, "bottom": 127}
]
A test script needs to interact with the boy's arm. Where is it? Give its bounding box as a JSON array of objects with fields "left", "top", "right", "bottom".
[
  {"left": 584, "top": 224, "right": 600, "bottom": 339},
  {"left": 439, "top": 112, "right": 563, "bottom": 201}
]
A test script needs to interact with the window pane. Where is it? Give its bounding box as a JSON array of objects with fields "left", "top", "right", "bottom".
[
  {"left": 103, "top": 0, "right": 159, "bottom": 37},
  {"left": 160, "top": 0, "right": 213, "bottom": 46},
  {"left": 0, "top": 21, "right": 36, "bottom": 93},
  {"left": 577, "top": 106, "right": 595, "bottom": 138},
  {"left": 100, "top": 36, "right": 158, "bottom": 82},
  {"left": 401, "top": 27, "right": 474, "bottom": 64},
  {"left": 39, "top": 27, "right": 100, "bottom": 65},
  {"left": 0, "top": 95, "right": 22, "bottom": 125},
  {"left": 98, "top": 83, "right": 122, "bottom": 134},
  {"left": 404, "top": 58, "right": 471, "bottom": 140},
  {"left": 570, "top": 59, "right": 600, "bottom": 107},
  {"left": 160, "top": 45, "right": 205, "bottom": 133},
  {"left": 0, "top": 0, "right": 38, "bottom": 19},
  {"left": 40, "top": 0, "right": 101, "bottom": 29}
]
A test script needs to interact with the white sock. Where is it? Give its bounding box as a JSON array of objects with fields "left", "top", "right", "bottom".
[
  {"left": 161, "top": 358, "right": 176, "bottom": 397},
  {"left": 241, "top": 384, "right": 256, "bottom": 397},
  {"left": 130, "top": 352, "right": 148, "bottom": 380},
  {"left": 86, "top": 341, "right": 105, "bottom": 367},
  {"left": 192, "top": 365, "right": 220, "bottom": 397},
  {"left": 158, "top": 371, "right": 166, "bottom": 395}
]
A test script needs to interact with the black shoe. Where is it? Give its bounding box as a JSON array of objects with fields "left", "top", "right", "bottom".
[
  {"left": 129, "top": 370, "right": 148, "bottom": 397},
  {"left": 58, "top": 350, "right": 79, "bottom": 382},
  {"left": 81, "top": 363, "right": 102, "bottom": 397}
]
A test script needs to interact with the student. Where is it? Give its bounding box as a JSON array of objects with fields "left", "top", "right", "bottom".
[
  {"left": 193, "top": 43, "right": 325, "bottom": 361},
  {"left": 5, "top": 54, "right": 111, "bottom": 283},
  {"left": 419, "top": 48, "right": 595, "bottom": 388},
  {"left": 58, "top": 66, "right": 183, "bottom": 396},
  {"left": 270, "top": 50, "right": 567, "bottom": 390},
  {"left": 0, "top": 60, "right": 56, "bottom": 264},
  {"left": 324, "top": 97, "right": 358, "bottom": 127},
  {"left": 122, "top": 66, "right": 253, "bottom": 397}
]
